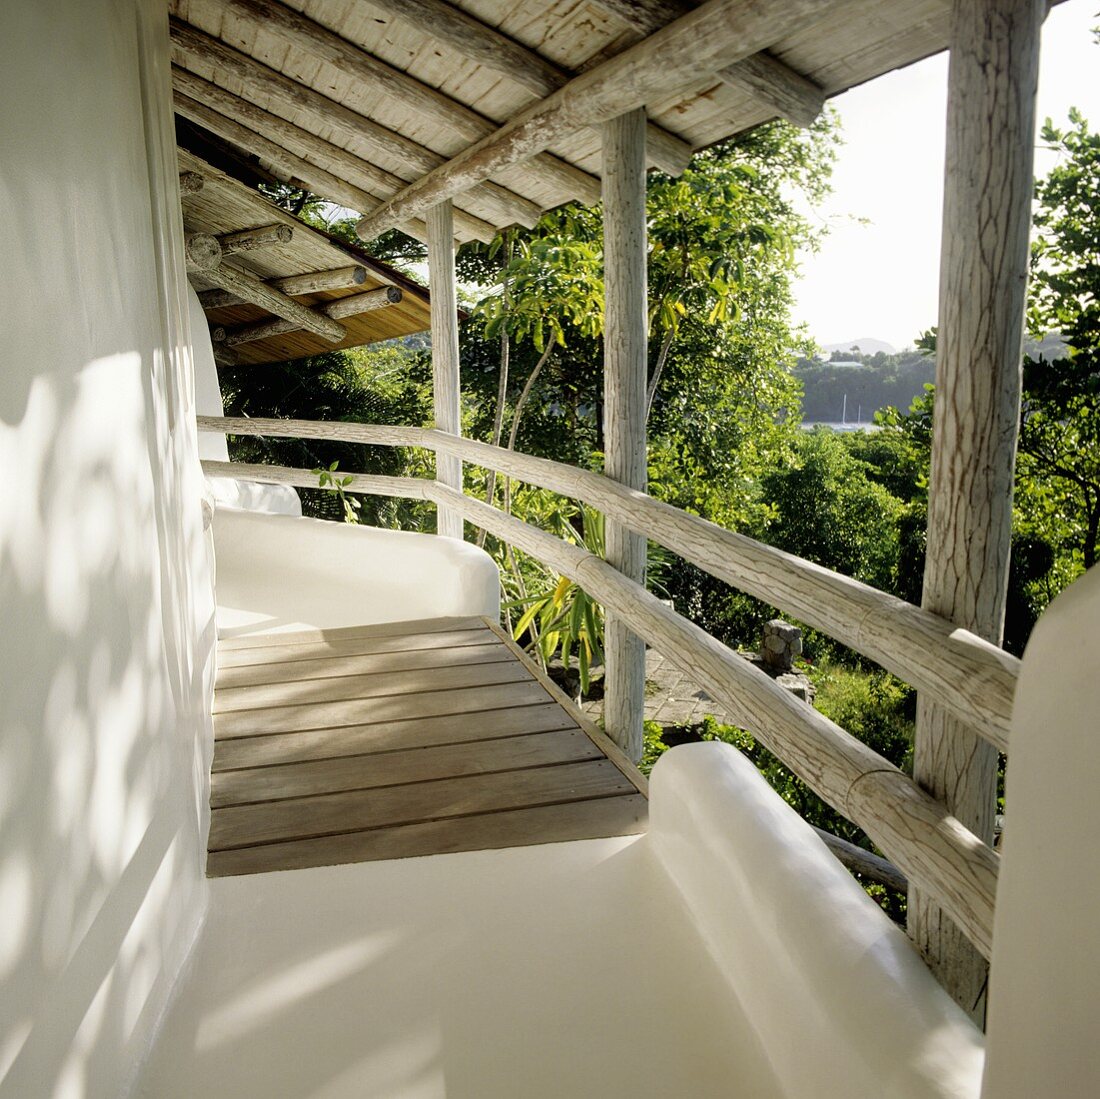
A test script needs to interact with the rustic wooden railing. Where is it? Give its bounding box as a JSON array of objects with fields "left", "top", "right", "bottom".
[
  {"left": 199, "top": 416, "right": 1016, "bottom": 958},
  {"left": 201, "top": 416, "right": 1018, "bottom": 752}
]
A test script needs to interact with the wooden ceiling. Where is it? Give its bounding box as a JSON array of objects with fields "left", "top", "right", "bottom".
[
  {"left": 172, "top": 0, "right": 967, "bottom": 362},
  {"left": 181, "top": 148, "right": 434, "bottom": 364}
]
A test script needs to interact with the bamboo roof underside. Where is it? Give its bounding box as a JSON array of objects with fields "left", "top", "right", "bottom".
[
  {"left": 171, "top": 0, "right": 982, "bottom": 361},
  {"left": 181, "top": 149, "right": 433, "bottom": 364}
]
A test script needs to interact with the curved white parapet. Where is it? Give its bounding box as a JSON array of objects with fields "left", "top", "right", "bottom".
[
  {"left": 188, "top": 282, "right": 231, "bottom": 465},
  {"left": 981, "top": 566, "right": 1100, "bottom": 1098},
  {"left": 212, "top": 506, "right": 501, "bottom": 637},
  {"left": 204, "top": 474, "right": 303, "bottom": 517},
  {"left": 649, "top": 742, "right": 984, "bottom": 1099},
  {"left": 187, "top": 282, "right": 303, "bottom": 517}
]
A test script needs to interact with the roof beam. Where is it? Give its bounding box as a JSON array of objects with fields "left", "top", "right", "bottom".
[
  {"left": 587, "top": 0, "right": 825, "bottom": 127},
  {"left": 172, "top": 75, "right": 497, "bottom": 243},
  {"left": 174, "top": 68, "right": 401, "bottom": 202},
  {"left": 175, "top": 90, "right": 423, "bottom": 244},
  {"left": 170, "top": 18, "right": 542, "bottom": 232},
  {"left": 179, "top": 145, "right": 439, "bottom": 320},
  {"left": 199, "top": 264, "right": 368, "bottom": 310},
  {"left": 215, "top": 0, "right": 604, "bottom": 202},
  {"left": 218, "top": 286, "right": 404, "bottom": 347},
  {"left": 179, "top": 170, "right": 204, "bottom": 195},
  {"left": 216, "top": 223, "right": 293, "bottom": 256},
  {"left": 364, "top": 0, "right": 692, "bottom": 175},
  {"left": 356, "top": 0, "right": 840, "bottom": 240},
  {"left": 184, "top": 232, "right": 222, "bottom": 273},
  {"left": 198, "top": 257, "right": 348, "bottom": 342}
]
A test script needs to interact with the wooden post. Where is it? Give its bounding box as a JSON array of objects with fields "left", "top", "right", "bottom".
[
  {"left": 427, "top": 200, "right": 464, "bottom": 540},
  {"left": 602, "top": 108, "right": 648, "bottom": 762},
  {"left": 909, "top": 0, "right": 1045, "bottom": 1016}
]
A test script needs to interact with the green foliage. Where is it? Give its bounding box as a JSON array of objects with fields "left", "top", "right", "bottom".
[
  {"left": 507, "top": 505, "right": 606, "bottom": 694},
  {"left": 808, "top": 661, "right": 914, "bottom": 772},
  {"left": 1021, "top": 108, "right": 1100, "bottom": 571},
  {"left": 475, "top": 229, "right": 604, "bottom": 352},
  {"left": 459, "top": 116, "right": 836, "bottom": 510},
  {"left": 313, "top": 462, "right": 361, "bottom": 525},
  {"left": 759, "top": 430, "right": 903, "bottom": 592},
  {"left": 644, "top": 146, "right": 800, "bottom": 336},
  {"left": 219, "top": 344, "right": 435, "bottom": 529},
  {"left": 499, "top": 496, "right": 669, "bottom": 694},
  {"left": 1027, "top": 109, "right": 1100, "bottom": 403}
]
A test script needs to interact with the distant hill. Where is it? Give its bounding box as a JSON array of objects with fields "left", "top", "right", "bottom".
[
  {"left": 796, "top": 347, "right": 934, "bottom": 423},
  {"left": 797, "top": 334, "right": 1067, "bottom": 423},
  {"left": 820, "top": 337, "right": 898, "bottom": 357}
]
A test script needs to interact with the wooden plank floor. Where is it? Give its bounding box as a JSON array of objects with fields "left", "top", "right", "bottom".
[{"left": 208, "top": 616, "right": 648, "bottom": 876}]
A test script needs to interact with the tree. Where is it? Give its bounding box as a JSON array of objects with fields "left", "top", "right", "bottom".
[
  {"left": 758, "top": 429, "right": 903, "bottom": 593},
  {"left": 460, "top": 114, "right": 836, "bottom": 509},
  {"left": 1020, "top": 107, "right": 1100, "bottom": 569},
  {"left": 454, "top": 117, "right": 837, "bottom": 671},
  {"left": 218, "top": 344, "right": 435, "bottom": 530}
]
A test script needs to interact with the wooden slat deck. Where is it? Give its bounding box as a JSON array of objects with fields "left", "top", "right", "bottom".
[{"left": 208, "top": 616, "right": 647, "bottom": 876}]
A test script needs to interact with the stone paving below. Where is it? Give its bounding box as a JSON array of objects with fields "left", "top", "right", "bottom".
[{"left": 580, "top": 649, "right": 736, "bottom": 728}]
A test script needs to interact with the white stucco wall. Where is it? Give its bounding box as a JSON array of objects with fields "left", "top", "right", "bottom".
[
  {"left": 0, "top": 3, "right": 214, "bottom": 1097},
  {"left": 981, "top": 566, "right": 1100, "bottom": 1098},
  {"left": 135, "top": 745, "right": 985, "bottom": 1099}
]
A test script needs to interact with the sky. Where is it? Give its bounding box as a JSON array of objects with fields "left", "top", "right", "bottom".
[{"left": 791, "top": 0, "right": 1100, "bottom": 352}]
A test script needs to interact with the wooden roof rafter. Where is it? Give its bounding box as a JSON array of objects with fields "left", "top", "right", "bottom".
[
  {"left": 586, "top": 0, "right": 826, "bottom": 126},
  {"left": 178, "top": 147, "right": 435, "bottom": 364},
  {"left": 213, "top": 0, "right": 609, "bottom": 201},
  {"left": 172, "top": 73, "right": 498, "bottom": 243},
  {"left": 199, "top": 266, "right": 369, "bottom": 310},
  {"left": 355, "top": 0, "right": 842, "bottom": 240},
  {"left": 362, "top": 0, "right": 693, "bottom": 174},
  {"left": 169, "top": 18, "right": 546, "bottom": 232},
  {"left": 218, "top": 285, "right": 405, "bottom": 347}
]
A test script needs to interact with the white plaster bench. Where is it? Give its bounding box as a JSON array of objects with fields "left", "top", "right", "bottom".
[
  {"left": 187, "top": 283, "right": 500, "bottom": 638},
  {"left": 650, "top": 742, "right": 984, "bottom": 1098}
]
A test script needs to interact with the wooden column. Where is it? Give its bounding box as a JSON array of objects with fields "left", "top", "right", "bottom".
[
  {"left": 427, "top": 200, "right": 464, "bottom": 540},
  {"left": 602, "top": 108, "right": 648, "bottom": 761},
  {"left": 910, "top": 0, "right": 1045, "bottom": 1015}
]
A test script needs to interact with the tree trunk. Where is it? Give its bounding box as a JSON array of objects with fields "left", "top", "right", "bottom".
[
  {"left": 478, "top": 236, "right": 515, "bottom": 549},
  {"left": 501, "top": 344, "right": 554, "bottom": 517},
  {"left": 1084, "top": 498, "right": 1099, "bottom": 570},
  {"left": 477, "top": 324, "right": 511, "bottom": 548},
  {"left": 645, "top": 326, "right": 675, "bottom": 421}
]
